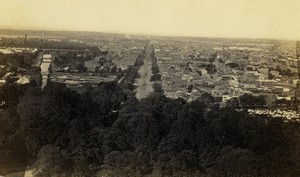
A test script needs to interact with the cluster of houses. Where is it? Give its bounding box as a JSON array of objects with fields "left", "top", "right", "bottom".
[
  {"left": 153, "top": 39, "right": 299, "bottom": 110},
  {"left": 0, "top": 47, "right": 37, "bottom": 54},
  {"left": 248, "top": 109, "right": 299, "bottom": 121}
]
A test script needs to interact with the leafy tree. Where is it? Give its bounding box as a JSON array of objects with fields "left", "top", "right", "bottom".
[
  {"left": 33, "top": 145, "right": 74, "bottom": 177},
  {"left": 240, "top": 94, "right": 266, "bottom": 108},
  {"left": 199, "top": 92, "right": 214, "bottom": 105},
  {"left": 214, "top": 146, "right": 259, "bottom": 177}
]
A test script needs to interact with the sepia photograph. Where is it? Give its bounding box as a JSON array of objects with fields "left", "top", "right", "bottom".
[{"left": 0, "top": 0, "right": 299, "bottom": 176}]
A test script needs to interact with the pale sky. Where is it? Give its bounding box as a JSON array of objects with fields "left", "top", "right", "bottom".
[{"left": 0, "top": 0, "right": 300, "bottom": 39}]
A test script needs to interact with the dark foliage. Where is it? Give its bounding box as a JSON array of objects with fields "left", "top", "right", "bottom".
[
  {"left": 0, "top": 80, "right": 299, "bottom": 177},
  {"left": 240, "top": 93, "right": 266, "bottom": 108}
]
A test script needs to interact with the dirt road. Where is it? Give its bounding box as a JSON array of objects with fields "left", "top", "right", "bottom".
[{"left": 135, "top": 42, "right": 154, "bottom": 100}]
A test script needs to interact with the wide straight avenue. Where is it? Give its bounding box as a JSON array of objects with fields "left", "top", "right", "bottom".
[{"left": 135, "top": 42, "right": 154, "bottom": 100}]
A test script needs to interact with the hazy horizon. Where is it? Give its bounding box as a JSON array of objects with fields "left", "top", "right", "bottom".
[{"left": 1, "top": 0, "right": 300, "bottom": 40}]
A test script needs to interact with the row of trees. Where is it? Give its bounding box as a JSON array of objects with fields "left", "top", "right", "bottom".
[
  {"left": 118, "top": 49, "right": 146, "bottom": 91},
  {"left": 150, "top": 46, "right": 161, "bottom": 82},
  {"left": 149, "top": 45, "right": 163, "bottom": 94}
]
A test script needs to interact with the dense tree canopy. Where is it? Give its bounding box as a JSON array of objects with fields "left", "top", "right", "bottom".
[{"left": 0, "top": 80, "right": 299, "bottom": 177}]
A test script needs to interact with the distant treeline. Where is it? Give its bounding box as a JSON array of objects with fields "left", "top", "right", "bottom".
[{"left": 0, "top": 37, "right": 91, "bottom": 51}]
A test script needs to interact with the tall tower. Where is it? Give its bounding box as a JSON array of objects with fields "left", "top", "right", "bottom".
[
  {"left": 24, "top": 34, "right": 28, "bottom": 44},
  {"left": 41, "top": 32, "right": 45, "bottom": 43}
]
